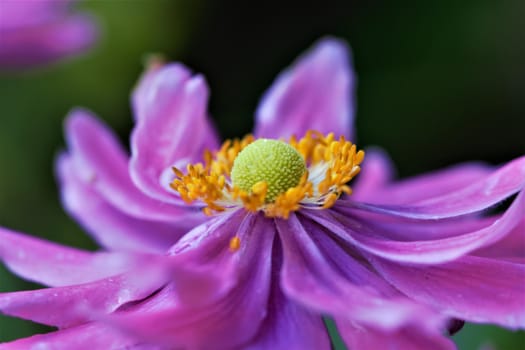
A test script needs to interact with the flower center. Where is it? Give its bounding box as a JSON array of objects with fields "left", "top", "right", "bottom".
[
  {"left": 230, "top": 139, "right": 307, "bottom": 202},
  {"left": 170, "top": 131, "right": 364, "bottom": 219}
]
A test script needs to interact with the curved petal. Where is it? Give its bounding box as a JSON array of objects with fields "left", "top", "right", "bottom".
[
  {"left": 358, "top": 162, "right": 492, "bottom": 205},
  {"left": 371, "top": 255, "right": 525, "bottom": 329},
  {"left": 474, "top": 217, "right": 525, "bottom": 258},
  {"left": 297, "top": 214, "right": 400, "bottom": 295},
  {"left": 108, "top": 213, "right": 275, "bottom": 349},
  {"left": 307, "top": 193, "right": 524, "bottom": 264},
  {"left": 254, "top": 38, "right": 355, "bottom": 140},
  {"left": 164, "top": 210, "right": 251, "bottom": 306},
  {"left": 58, "top": 154, "right": 196, "bottom": 253},
  {"left": 64, "top": 108, "right": 196, "bottom": 222},
  {"left": 344, "top": 156, "right": 525, "bottom": 219},
  {"left": 245, "top": 278, "right": 330, "bottom": 350},
  {"left": 0, "top": 14, "right": 97, "bottom": 68},
  {"left": 0, "top": 323, "right": 156, "bottom": 350},
  {"left": 132, "top": 58, "right": 169, "bottom": 123},
  {"left": 0, "top": 227, "right": 130, "bottom": 287},
  {"left": 337, "top": 320, "right": 457, "bottom": 350},
  {"left": 131, "top": 63, "right": 189, "bottom": 124},
  {"left": 278, "top": 214, "right": 445, "bottom": 332},
  {"left": 129, "top": 64, "right": 219, "bottom": 203},
  {"left": 352, "top": 148, "right": 395, "bottom": 201},
  {"left": 345, "top": 210, "right": 498, "bottom": 242},
  {"left": 0, "top": 271, "right": 164, "bottom": 328}
]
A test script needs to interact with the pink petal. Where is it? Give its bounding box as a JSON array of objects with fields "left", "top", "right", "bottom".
[
  {"left": 344, "top": 155, "right": 525, "bottom": 219},
  {"left": 337, "top": 320, "right": 457, "bottom": 350},
  {"left": 132, "top": 57, "right": 168, "bottom": 122},
  {"left": 359, "top": 162, "right": 492, "bottom": 205},
  {"left": 129, "top": 64, "right": 219, "bottom": 203},
  {"left": 109, "top": 214, "right": 275, "bottom": 349},
  {"left": 254, "top": 38, "right": 355, "bottom": 140},
  {"left": 298, "top": 215, "right": 400, "bottom": 295},
  {"left": 348, "top": 210, "right": 498, "bottom": 241},
  {"left": 164, "top": 210, "right": 251, "bottom": 306},
  {"left": 0, "top": 227, "right": 130, "bottom": 287},
  {"left": 474, "top": 217, "right": 525, "bottom": 258},
  {"left": 0, "top": 271, "right": 164, "bottom": 328},
  {"left": 308, "top": 193, "right": 524, "bottom": 264},
  {"left": 131, "top": 63, "right": 189, "bottom": 123},
  {"left": 58, "top": 154, "right": 194, "bottom": 253},
  {"left": 245, "top": 279, "right": 330, "bottom": 350},
  {"left": 0, "top": 323, "right": 154, "bottom": 350},
  {"left": 278, "top": 214, "right": 445, "bottom": 331},
  {"left": 371, "top": 255, "right": 525, "bottom": 329},
  {"left": 64, "top": 109, "right": 195, "bottom": 222},
  {"left": 352, "top": 148, "right": 395, "bottom": 201}
]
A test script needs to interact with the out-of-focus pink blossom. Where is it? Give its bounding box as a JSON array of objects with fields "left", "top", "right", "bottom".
[{"left": 0, "top": 0, "right": 97, "bottom": 69}]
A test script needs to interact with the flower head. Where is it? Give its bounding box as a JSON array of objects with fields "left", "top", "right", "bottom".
[
  {"left": 0, "top": 38, "right": 524, "bottom": 349},
  {"left": 0, "top": 0, "right": 98, "bottom": 69}
]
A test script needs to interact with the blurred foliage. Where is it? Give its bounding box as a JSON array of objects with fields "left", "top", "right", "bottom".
[{"left": 0, "top": 0, "right": 524, "bottom": 348}]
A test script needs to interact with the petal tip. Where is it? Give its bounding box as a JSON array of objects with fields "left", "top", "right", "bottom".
[
  {"left": 64, "top": 107, "right": 98, "bottom": 133},
  {"left": 185, "top": 74, "right": 209, "bottom": 96},
  {"left": 308, "top": 36, "right": 352, "bottom": 67}
]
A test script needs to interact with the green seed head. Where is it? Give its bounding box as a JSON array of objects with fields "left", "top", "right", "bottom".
[{"left": 231, "top": 139, "right": 307, "bottom": 202}]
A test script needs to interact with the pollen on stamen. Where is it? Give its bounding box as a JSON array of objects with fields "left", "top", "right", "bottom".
[
  {"left": 169, "top": 131, "right": 365, "bottom": 219},
  {"left": 229, "top": 236, "right": 241, "bottom": 252}
]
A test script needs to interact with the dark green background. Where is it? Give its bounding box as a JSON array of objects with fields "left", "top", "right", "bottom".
[{"left": 0, "top": 0, "right": 524, "bottom": 348}]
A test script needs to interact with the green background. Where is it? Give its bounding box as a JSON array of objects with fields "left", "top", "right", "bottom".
[{"left": 0, "top": 0, "right": 524, "bottom": 348}]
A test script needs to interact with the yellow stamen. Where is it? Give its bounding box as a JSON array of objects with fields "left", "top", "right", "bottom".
[
  {"left": 170, "top": 131, "right": 364, "bottom": 218},
  {"left": 265, "top": 172, "right": 312, "bottom": 219},
  {"left": 232, "top": 181, "right": 268, "bottom": 212},
  {"left": 229, "top": 236, "right": 241, "bottom": 252}
]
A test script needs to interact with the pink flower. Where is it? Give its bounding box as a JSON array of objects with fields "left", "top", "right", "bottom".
[
  {"left": 0, "top": 38, "right": 524, "bottom": 349},
  {"left": 0, "top": 0, "right": 97, "bottom": 69}
]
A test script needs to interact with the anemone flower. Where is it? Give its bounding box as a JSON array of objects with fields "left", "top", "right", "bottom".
[
  {"left": 1, "top": 38, "right": 524, "bottom": 349},
  {"left": 0, "top": 0, "right": 97, "bottom": 69}
]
